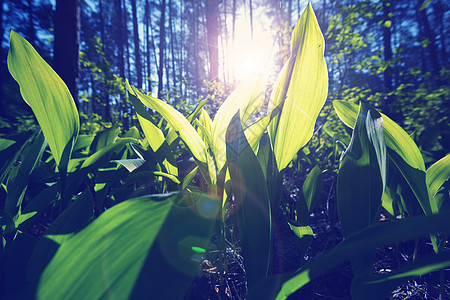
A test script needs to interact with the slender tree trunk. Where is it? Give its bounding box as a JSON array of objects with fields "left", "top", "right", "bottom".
[
  {"left": 99, "top": 0, "right": 105, "bottom": 44},
  {"left": 287, "top": 0, "right": 292, "bottom": 27},
  {"left": 416, "top": 0, "right": 441, "bottom": 85},
  {"left": 194, "top": 0, "right": 200, "bottom": 90},
  {"left": 249, "top": 0, "right": 254, "bottom": 38},
  {"left": 169, "top": 0, "right": 176, "bottom": 90},
  {"left": 54, "top": 0, "right": 80, "bottom": 107},
  {"left": 383, "top": 0, "right": 393, "bottom": 92},
  {"left": 206, "top": 0, "right": 219, "bottom": 81},
  {"left": 131, "top": 0, "right": 142, "bottom": 88},
  {"left": 433, "top": 0, "right": 448, "bottom": 69},
  {"left": 26, "top": 0, "right": 37, "bottom": 45},
  {"left": 145, "top": 0, "right": 152, "bottom": 92},
  {"left": 123, "top": 0, "right": 131, "bottom": 80},
  {"left": 158, "top": 0, "right": 166, "bottom": 98},
  {"left": 115, "top": 0, "right": 128, "bottom": 128},
  {"left": 115, "top": 0, "right": 125, "bottom": 80}
]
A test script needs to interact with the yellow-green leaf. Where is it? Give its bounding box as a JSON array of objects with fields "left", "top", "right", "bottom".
[
  {"left": 211, "top": 77, "right": 264, "bottom": 172},
  {"left": 268, "top": 3, "right": 328, "bottom": 171},
  {"left": 7, "top": 30, "right": 79, "bottom": 167},
  {"left": 127, "top": 82, "right": 207, "bottom": 164},
  {"left": 333, "top": 100, "right": 425, "bottom": 171}
]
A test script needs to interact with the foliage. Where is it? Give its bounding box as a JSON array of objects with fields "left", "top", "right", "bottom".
[{"left": 1, "top": 3, "right": 449, "bottom": 300}]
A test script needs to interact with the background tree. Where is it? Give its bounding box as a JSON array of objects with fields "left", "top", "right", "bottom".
[{"left": 54, "top": 0, "right": 80, "bottom": 106}]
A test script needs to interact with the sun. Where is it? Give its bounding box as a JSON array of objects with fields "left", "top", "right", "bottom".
[{"left": 219, "top": 13, "right": 276, "bottom": 84}]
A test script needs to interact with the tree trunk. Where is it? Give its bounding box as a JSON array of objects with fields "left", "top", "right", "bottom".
[
  {"left": 382, "top": 0, "right": 393, "bottom": 92},
  {"left": 158, "top": 0, "right": 166, "bottom": 98},
  {"left": 54, "top": 0, "right": 80, "bottom": 107},
  {"left": 249, "top": 0, "right": 254, "bottom": 38},
  {"left": 433, "top": 0, "right": 448, "bottom": 69},
  {"left": 206, "top": 0, "right": 219, "bottom": 81},
  {"left": 114, "top": 0, "right": 125, "bottom": 80},
  {"left": 416, "top": 0, "right": 441, "bottom": 86},
  {"left": 123, "top": 0, "right": 131, "bottom": 80},
  {"left": 145, "top": 0, "right": 151, "bottom": 92},
  {"left": 26, "top": 0, "right": 37, "bottom": 45},
  {"left": 131, "top": 0, "right": 142, "bottom": 88},
  {"left": 169, "top": 0, "right": 176, "bottom": 90}
]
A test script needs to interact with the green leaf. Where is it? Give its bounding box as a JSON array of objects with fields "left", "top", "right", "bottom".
[
  {"left": 211, "top": 77, "right": 264, "bottom": 172},
  {"left": 268, "top": 3, "right": 328, "bottom": 171},
  {"left": 89, "top": 124, "right": 120, "bottom": 154},
  {"left": 127, "top": 82, "right": 207, "bottom": 164},
  {"left": 127, "top": 88, "right": 166, "bottom": 152},
  {"left": 337, "top": 103, "right": 386, "bottom": 238},
  {"left": 114, "top": 159, "right": 146, "bottom": 172},
  {"left": 81, "top": 137, "right": 138, "bottom": 169},
  {"left": 288, "top": 222, "right": 313, "bottom": 239},
  {"left": 302, "top": 165, "right": 323, "bottom": 213},
  {"left": 333, "top": 100, "right": 425, "bottom": 171},
  {"left": 426, "top": 155, "right": 450, "bottom": 210},
  {"left": 5, "top": 131, "right": 47, "bottom": 218},
  {"left": 7, "top": 30, "right": 79, "bottom": 167},
  {"left": 388, "top": 149, "right": 434, "bottom": 215},
  {"left": 226, "top": 112, "right": 272, "bottom": 288},
  {"left": 37, "top": 194, "right": 214, "bottom": 300},
  {"left": 337, "top": 103, "right": 386, "bottom": 277}
]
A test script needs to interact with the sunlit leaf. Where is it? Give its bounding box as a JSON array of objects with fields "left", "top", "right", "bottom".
[
  {"left": 333, "top": 100, "right": 425, "bottom": 171},
  {"left": 426, "top": 155, "right": 450, "bottom": 209},
  {"left": 268, "top": 3, "right": 328, "bottom": 171},
  {"left": 7, "top": 30, "right": 79, "bottom": 167},
  {"left": 127, "top": 82, "right": 207, "bottom": 164},
  {"left": 212, "top": 77, "right": 264, "bottom": 172},
  {"left": 38, "top": 194, "right": 215, "bottom": 300}
]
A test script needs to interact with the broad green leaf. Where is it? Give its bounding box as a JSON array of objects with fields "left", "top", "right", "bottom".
[
  {"left": 127, "top": 88, "right": 165, "bottom": 152},
  {"left": 244, "top": 112, "right": 272, "bottom": 154},
  {"left": 388, "top": 149, "right": 434, "bottom": 215},
  {"left": 426, "top": 155, "right": 450, "bottom": 209},
  {"left": 38, "top": 194, "right": 214, "bottom": 300},
  {"left": 212, "top": 77, "right": 264, "bottom": 172},
  {"left": 337, "top": 103, "right": 386, "bottom": 238},
  {"left": 268, "top": 3, "right": 328, "bottom": 171},
  {"left": 302, "top": 165, "right": 323, "bottom": 213},
  {"left": 333, "top": 100, "right": 425, "bottom": 171},
  {"left": 182, "top": 166, "right": 198, "bottom": 190},
  {"left": 246, "top": 210, "right": 450, "bottom": 300},
  {"left": 226, "top": 112, "right": 271, "bottom": 288},
  {"left": 337, "top": 103, "right": 386, "bottom": 277},
  {"left": 7, "top": 30, "right": 79, "bottom": 167},
  {"left": 127, "top": 82, "right": 207, "bottom": 164}
]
